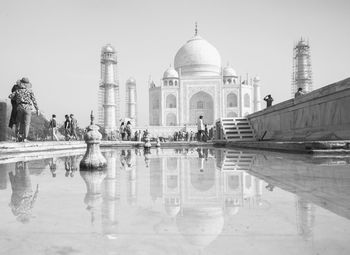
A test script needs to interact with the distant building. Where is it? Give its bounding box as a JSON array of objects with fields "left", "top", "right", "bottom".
[
  {"left": 125, "top": 78, "right": 137, "bottom": 126},
  {"left": 149, "top": 25, "right": 261, "bottom": 126},
  {"left": 98, "top": 44, "right": 120, "bottom": 133},
  {"left": 291, "top": 38, "right": 313, "bottom": 96}
]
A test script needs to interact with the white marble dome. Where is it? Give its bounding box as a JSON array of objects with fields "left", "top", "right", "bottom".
[
  {"left": 163, "top": 67, "right": 179, "bottom": 79},
  {"left": 174, "top": 35, "right": 221, "bottom": 76},
  {"left": 102, "top": 44, "right": 115, "bottom": 53},
  {"left": 223, "top": 65, "right": 237, "bottom": 77}
]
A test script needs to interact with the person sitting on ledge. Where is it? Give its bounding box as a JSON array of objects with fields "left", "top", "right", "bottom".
[
  {"left": 294, "top": 87, "right": 305, "bottom": 98},
  {"left": 263, "top": 94, "right": 274, "bottom": 108}
]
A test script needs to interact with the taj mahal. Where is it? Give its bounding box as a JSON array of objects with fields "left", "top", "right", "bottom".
[{"left": 149, "top": 26, "right": 262, "bottom": 127}]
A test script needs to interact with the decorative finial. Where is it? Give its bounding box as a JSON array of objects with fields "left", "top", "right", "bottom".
[
  {"left": 195, "top": 22, "right": 198, "bottom": 36},
  {"left": 90, "top": 110, "right": 94, "bottom": 125}
]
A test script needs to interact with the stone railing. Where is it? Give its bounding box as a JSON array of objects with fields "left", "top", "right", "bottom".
[{"left": 248, "top": 77, "right": 350, "bottom": 141}]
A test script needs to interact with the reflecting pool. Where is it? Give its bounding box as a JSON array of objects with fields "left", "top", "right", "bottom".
[{"left": 0, "top": 147, "right": 350, "bottom": 255}]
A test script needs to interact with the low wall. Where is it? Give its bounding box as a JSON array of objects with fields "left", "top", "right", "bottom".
[{"left": 248, "top": 77, "right": 350, "bottom": 141}]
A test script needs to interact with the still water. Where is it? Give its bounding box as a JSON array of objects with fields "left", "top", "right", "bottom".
[{"left": 0, "top": 147, "right": 350, "bottom": 255}]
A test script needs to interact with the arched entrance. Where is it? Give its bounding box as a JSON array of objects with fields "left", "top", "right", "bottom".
[
  {"left": 189, "top": 91, "right": 214, "bottom": 124},
  {"left": 166, "top": 113, "right": 177, "bottom": 126}
]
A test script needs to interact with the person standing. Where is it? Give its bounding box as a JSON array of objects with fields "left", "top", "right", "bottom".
[
  {"left": 8, "top": 80, "right": 21, "bottom": 131},
  {"left": 8, "top": 78, "right": 39, "bottom": 142},
  {"left": 70, "top": 114, "right": 78, "bottom": 140},
  {"left": 64, "top": 114, "right": 71, "bottom": 140},
  {"left": 197, "top": 115, "right": 205, "bottom": 142},
  {"left": 49, "top": 114, "right": 58, "bottom": 141},
  {"left": 263, "top": 94, "right": 274, "bottom": 108},
  {"left": 126, "top": 121, "right": 132, "bottom": 141},
  {"left": 120, "top": 122, "right": 126, "bottom": 141},
  {"left": 294, "top": 88, "right": 305, "bottom": 98}
]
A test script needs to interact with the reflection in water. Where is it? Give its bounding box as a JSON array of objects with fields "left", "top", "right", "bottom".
[
  {"left": 1, "top": 147, "right": 350, "bottom": 253},
  {"left": 8, "top": 162, "right": 39, "bottom": 223}
]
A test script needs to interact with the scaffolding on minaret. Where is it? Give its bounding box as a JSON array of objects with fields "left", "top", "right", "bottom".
[{"left": 291, "top": 38, "right": 313, "bottom": 97}]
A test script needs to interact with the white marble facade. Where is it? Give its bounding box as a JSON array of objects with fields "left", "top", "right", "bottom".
[{"left": 149, "top": 30, "right": 261, "bottom": 126}]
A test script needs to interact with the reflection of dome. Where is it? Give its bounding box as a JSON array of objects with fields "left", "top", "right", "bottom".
[
  {"left": 165, "top": 204, "right": 181, "bottom": 217},
  {"left": 253, "top": 76, "right": 260, "bottom": 82},
  {"left": 190, "top": 164, "right": 216, "bottom": 191},
  {"left": 163, "top": 67, "right": 179, "bottom": 79},
  {"left": 176, "top": 207, "right": 224, "bottom": 248},
  {"left": 126, "top": 77, "right": 136, "bottom": 84},
  {"left": 102, "top": 44, "right": 115, "bottom": 53},
  {"left": 297, "top": 39, "right": 308, "bottom": 47},
  {"left": 223, "top": 65, "right": 237, "bottom": 77},
  {"left": 174, "top": 35, "right": 221, "bottom": 76},
  {"left": 225, "top": 206, "right": 240, "bottom": 216}
]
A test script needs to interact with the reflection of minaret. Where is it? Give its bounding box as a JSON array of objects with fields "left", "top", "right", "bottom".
[
  {"left": 80, "top": 170, "right": 106, "bottom": 225},
  {"left": 102, "top": 151, "right": 120, "bottom": 239},
  {"left": 125, "top": 77, "right": 137, "bottom": 126},
  {"left": 126, "top": 150, "right": 137, "bottom": 206},
  {"left": 150, "top": 158, "right": 162, "bottom": 202},
  {"left": 296, "top": 197, "right": 315, "bottom": 241}
]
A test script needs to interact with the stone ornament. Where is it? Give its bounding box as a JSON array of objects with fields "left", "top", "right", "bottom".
[{"left": 80, "top": 111, "right": 107, "bottom": 169}]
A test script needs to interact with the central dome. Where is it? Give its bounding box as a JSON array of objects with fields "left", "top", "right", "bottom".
[{"left": 174, "top": 35, "right": 221, "bottom": 76}]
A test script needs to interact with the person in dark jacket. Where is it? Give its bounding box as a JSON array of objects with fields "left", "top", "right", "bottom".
[{"left": 8, "top": 80, "right": 21, "bottom": 130}]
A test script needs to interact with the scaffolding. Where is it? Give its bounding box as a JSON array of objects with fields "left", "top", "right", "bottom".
[{"left": 291, "top": 38, "right": 313, "bottom": 97}]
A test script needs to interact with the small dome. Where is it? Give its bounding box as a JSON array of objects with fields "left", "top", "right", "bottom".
[
  {"left": 223, "top": 65, "right": 237, "bottom": 77},
  {"left": 297, "top": 39, "right": 308, "bottom": 47},
  {"left": 126, "top": 77, "right": 136, "bottom": 84},
  {"left": 163, "top": 67, "right": 179, "bottom": 79},
  {"left": 102, "top": 44, "right": 115, "bottom": 53}
]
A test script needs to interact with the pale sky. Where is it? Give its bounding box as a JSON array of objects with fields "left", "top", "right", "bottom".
[{"left": 0, "top": 0, "right": 349, "bottom": 127}]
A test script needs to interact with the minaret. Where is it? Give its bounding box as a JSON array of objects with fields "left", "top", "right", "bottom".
[
  {"left": 98, "top": 44, "right": 119, "bottom": 133},
  {"left": 125, "top": 77, "right": 137, "bottom": 126},
  {"left": 291, "top": 38, "right": 313, "bottom": 96}
]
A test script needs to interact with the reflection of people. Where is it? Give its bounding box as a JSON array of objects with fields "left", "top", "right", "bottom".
[
  {"left": 265, "top": 183, "right": 275, "bottom": 191},
  {"left": 8, "top": 161, "right": 39, "bottom": 223},
  {"left": 49, "top": 158, "right": 57, "bottom": 177}
]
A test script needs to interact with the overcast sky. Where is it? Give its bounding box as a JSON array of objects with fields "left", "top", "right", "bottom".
[{"left": 0, "top": 0, "right": 349, "bottom": 127}]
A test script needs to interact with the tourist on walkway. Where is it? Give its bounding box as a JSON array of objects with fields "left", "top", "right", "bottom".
[
  {"left": 70, "top": 114, "right": 78, "bottom": 140},
  {"left": 120, "top": 122, "right": 126, "bottom": 141},
  {"left": 263, "top": 94, "right": 274, "bottom": 108},
  {"left": 294, "top": 88, "right": 305, "bottom": 98},
  {"left": 64, "top": 114, "right": 71, "bottom": 140},
  {"left": 126, "top": 121, "right": 132, "bottom": 141},
  {"left": 197, "top": 115, "right": 205, "bottom": 141},
  {"left": 49, "top": 114, "right": 59, "bottom": 141},
  {"left": 8, "top": 80, "right": 21, "bottom": 131},
  {"left": 8, "top": 78, "right": 39, "bottom": 142}
]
